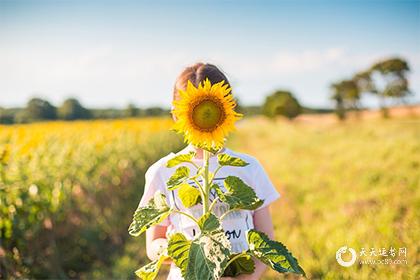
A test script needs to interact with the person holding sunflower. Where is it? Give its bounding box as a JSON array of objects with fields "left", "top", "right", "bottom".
[{"left": 137, "top": 63, "right": 280, "bottom": 280}]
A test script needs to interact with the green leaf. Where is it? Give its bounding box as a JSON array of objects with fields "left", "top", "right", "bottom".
[
  {"left": 185, "top": 229, "right": 231, "bottom": 280},
  {"left": 128, "top": 192, "right": 172, "bottom": 237},
  {"left": 215, "top": 176, "right": 264, "bottom": 210},
  {"left": 167, "top": 166, "right": 190, "bottom": 190},
  {"left": 222, "top": 254, "right": 255, "bottom": 277},
  {"left": 135, "top": 254, "right": 166, "bottom": 280},
  {"left": 197, "top": 212, "right": 220, "bottom": 233},
  {"left": 217, "top": 154, "right": 249, "bottom": 167},
  {"left": 178, "top": 184, "right": 201, "bottom": 208},
  {"left": 246, "top": 229, "right": 305, "bottom": 276},
  {"left": 167, "top": 233, "right": 191, "bottom": 278},
  {"left": 166, "top": 152, "right": 196, "bottom": 168}
]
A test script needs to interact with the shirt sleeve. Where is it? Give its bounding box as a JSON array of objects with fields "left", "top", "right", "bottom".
[
  {"left": 138, "top": 163, "right": 171, "bottom": 227},
  {"left": 252, "top": 159, "right": 281, "bottom": 210}
]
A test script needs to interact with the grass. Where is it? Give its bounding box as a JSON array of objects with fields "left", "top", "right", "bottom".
[
  {"left": 228, "top": 116, "right": 420, "bottom": 279},
  {"left": 2, "top": 115, "right": 419, "bottom": 279}
]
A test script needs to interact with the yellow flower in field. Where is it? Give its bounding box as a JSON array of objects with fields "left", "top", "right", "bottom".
[{"left": 171, "top": 79, "right": 242, "bottom": 150}]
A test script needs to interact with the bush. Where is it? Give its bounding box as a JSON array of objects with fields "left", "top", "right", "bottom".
[{"left": 263, "top": 90, "right": 302, "bottom": 119}]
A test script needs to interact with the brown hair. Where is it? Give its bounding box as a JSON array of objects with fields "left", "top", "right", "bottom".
[{"left": 173, "top": 63, "right": 231, "bottom": 101}]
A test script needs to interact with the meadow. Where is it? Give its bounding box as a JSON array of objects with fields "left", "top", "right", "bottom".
[{"left": 1, "top": 114, "right": 419, "bottom": 279}]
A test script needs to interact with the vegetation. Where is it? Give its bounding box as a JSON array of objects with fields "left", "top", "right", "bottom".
[
  {"left": 0, "top": 118, "right": 183, "bottom": 279},
  {"left": 263, "top": 90, "right": 302, "bottom": 120},
  {"left": 1, "top": 114, "right": 417, "bottom": 279},
  {"left": 229, "top": 116, "right": 419, "bottom": 279},
  {"left": 330, "top": 57, "right": 412, "bottom": 119}
]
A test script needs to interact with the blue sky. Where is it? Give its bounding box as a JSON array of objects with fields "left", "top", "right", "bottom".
[{"left": 0, "top": 0, "right": 419, "bottom": 108}]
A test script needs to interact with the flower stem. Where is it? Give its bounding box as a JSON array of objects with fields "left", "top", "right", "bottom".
[
  {"left": 202, "top": 150, "right": 210, "bottom": 214},
  {"left": 220, "top": 209, "right": 237, "bottom": 221},
  {"left": 173, "top": 210, "right": 199, "bottom": 225}
]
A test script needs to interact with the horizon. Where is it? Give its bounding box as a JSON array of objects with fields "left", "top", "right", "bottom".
[{"left": 1, "top": 0, "right": 419, "bottom": 109}]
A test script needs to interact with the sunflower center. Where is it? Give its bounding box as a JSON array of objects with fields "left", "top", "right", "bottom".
[{"left": 191, "top": 99, "right": 225, "bottom": 131}]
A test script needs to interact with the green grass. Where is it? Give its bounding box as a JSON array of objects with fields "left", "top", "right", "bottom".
[{"left": 228, "top": 117, "right": 420, "bottom": 279}]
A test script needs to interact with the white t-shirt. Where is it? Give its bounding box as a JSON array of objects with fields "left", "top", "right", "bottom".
[{"left": 138, "top": 144, "right": 281, "bottom": 280}]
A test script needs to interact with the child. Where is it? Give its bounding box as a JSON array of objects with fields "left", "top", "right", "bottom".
[{"left": 138, "top": 63, "right": 280, "bottom": 280}]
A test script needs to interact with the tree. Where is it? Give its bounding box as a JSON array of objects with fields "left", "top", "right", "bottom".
[
  {"left": 124, "top": 103, "right": 139, "bottom": 117},
  {"left": 58, "top": 98, "right": 91, "bottom": 120},
  {"left": 330, "top": 79, "right": 361, "bottom": 120},
  {"left": 369, "top": 57, "right": 411, "bottom": 117},
  {"left": 263, "top": 91, "right": 302, "bottom": 120},
  {"left": 26, "top": 98, "right": 57, "bottom": 121}
]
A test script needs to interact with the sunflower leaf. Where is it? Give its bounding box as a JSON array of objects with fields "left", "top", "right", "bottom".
[
  {"left": 166, "top": 152, "right": 196, "bottom": 168},
  {"left": 217, "top": 154, "right": 249, "bottom": 167},
  {"left": 167, "top": 233, "right": 191, "bottom": 278},
  {"left": 178, "top": 183, "right": 201, "bottom": 208},
  {"left": 246, "top": 229, "right": 306, "bottom": 276},
  {"left": 135, "top": 253, "right": 167, "bottom": 280},
  {"left": 197, "top": 212, "right": 220, "bottom": 233},
  {"left": 222, "top": 253, "right": 255, "bottom": 277},
  {"left": 167, "top": 166, "right": 190, "bottom": 190},
  {"left": 185, "top": 228, "right": 231, "bottom": 280},
  {"left": 215, "top": 176, "right": 264, "bottom": 210},
  {"left": 128, "top": 192, "right": 171, "bottom": 237}
]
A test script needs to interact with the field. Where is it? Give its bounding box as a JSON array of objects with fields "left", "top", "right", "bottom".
[{"left": 1, "top": 113, "right": 419, "bottom": 279}]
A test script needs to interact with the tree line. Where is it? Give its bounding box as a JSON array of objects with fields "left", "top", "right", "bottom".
[
  {"left": 0, "top": 56, "right": 414, "bottom": 124},
  {"left": 0, "top": 98, "right": 172, "bottom": 124},
  {"left": 330, "top": 57, "right": 412, "bottom": 119}
]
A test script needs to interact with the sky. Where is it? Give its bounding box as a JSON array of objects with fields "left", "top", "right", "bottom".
[{"left": 0, "top": 0, "right": 419, "bottom": 109}]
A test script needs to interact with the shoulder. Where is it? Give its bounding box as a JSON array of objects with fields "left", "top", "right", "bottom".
[
  {"left": 144, "top": 145, "right": 191, "bottom": 179},
  {"left": 145, "top": 152, "right": 175, "bottom": 180}
]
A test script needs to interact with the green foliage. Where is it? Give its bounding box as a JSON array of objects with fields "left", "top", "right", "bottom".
[
  {"left": 26, "top": 98, "right": 57, "bottom": 121},
  {"left": 58, "top": 98, "right": 91, "bottom": 120},
  {"left": 166, "top": 152, "right": 196, "bottom": 168},
  {"left": 263, "top": 90, "right": 302, "bottom": 120},
  {"left": 247, "top": 230, "right": 305, "bottom": 276},
  {"left": 215, "top": 176, "right": 264, "bottom": 210},
  {"left": 166, "top": 166, "right": 190, "bottom": 190},
  {"left": 178, "top": 184, "right": 201, "bottom": 208},
  {"left": 217, "top": 154, "right": 249, "bottom": 167},
  {"left": 185, "top": 227, "right": 231, "bottom": 280},
  {"left": 129, "top": 150, "right": 304, "bottom": 280},
  {"left": 330, "top": 79, "right": 362, "bottom": 120},
  {"left": 198, "top": 213, "right": 220, "bottom": 233},
  {"left": 167, "top": 214, "right": 231, "bottom": 280},
  {"left": 167, "top": 233, "right": 191, "bottom": 278},
  {"left": 331, "top": 56, "right": 413, "bottom": 119},
  {"left": 222, "top": 254, "right": 255, "bottom": 277},
  {"left": 128, "top": 192, "right": 172, "bottom": 237},
  {"left": 135, "top": 254, "right": 167, "bottom": 280}
]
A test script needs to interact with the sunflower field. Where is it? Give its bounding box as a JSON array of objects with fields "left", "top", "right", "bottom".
[
  {"left": 1, "top": 115, "right": 419, "bottom": 279},
  {"left": 0, "top": 118, "right": 183, "bottom": 279}
]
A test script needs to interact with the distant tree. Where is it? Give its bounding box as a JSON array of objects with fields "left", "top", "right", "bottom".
[
  {"left": 369, "top": 57, "right": 411, "bottom": 117},
  {"left": 124, "top": 103, "right": 139, "bottom": 117},
  {"left": 144, "top": 107, "right": 167, "bottom": 117},
  {"left": 263, "top": 90, "right": 302, "bottom": 120},
  {"left": 330, "top": 85, "right": 346, "bottom": 120},
  {"left": 58, "top": 98, "right": 91, "bottom": 120},
  {"left": 234, "top": 97, "right": 244, "bottom": 115},
  {"left": 330, "top": 79, "right": 361, "bottom": 120},
  {"left": 26, "top": 98, "right": 57, "bottom": 121}
]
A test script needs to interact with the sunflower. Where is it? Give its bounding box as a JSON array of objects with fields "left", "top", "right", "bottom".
[{"left": 172, "top": 79, "right": 242, "bottom": 151}]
